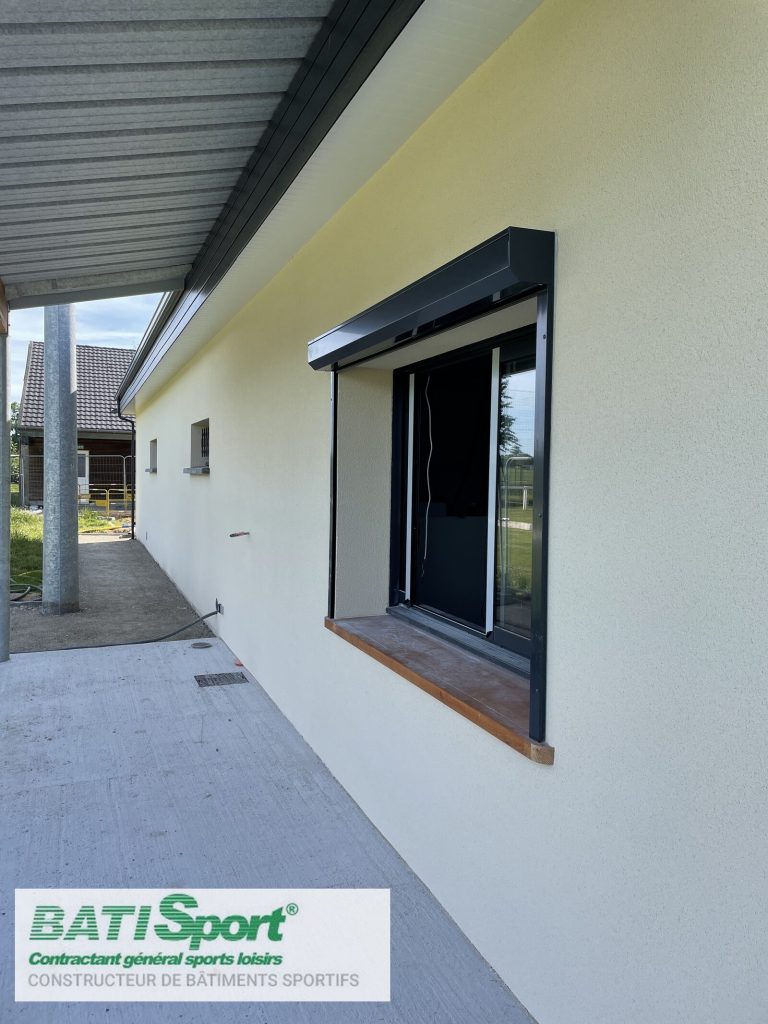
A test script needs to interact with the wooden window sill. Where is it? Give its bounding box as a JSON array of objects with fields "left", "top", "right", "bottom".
[{"left": 325, "top": 615, "right": 554, "bottom": 765}]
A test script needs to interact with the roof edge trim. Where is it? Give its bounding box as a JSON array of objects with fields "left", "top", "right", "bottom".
[{"left": 118, "top": 0, "right": 426, "bottom": 411}]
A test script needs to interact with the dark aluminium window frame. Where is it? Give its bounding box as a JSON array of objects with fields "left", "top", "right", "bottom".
[
  {"left": 308, "top": 228, "right": 554, "bottom": 743},
  {"left": 388, "top": 322, "right": 537, "bottom": 653},
  {"left": 184, "top": 418, "right": 211, "bottom": 476}
]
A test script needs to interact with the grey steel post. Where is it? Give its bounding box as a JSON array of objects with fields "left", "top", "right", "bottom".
[
  {"left": 0, "top": 332, "right": 9, "bottom": 660},
  {"left": 42, "top": 305, "right": 79, "bottom": 614}
]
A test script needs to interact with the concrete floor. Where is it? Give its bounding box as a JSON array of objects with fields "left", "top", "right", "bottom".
[
  {"left": 10, "top": 535, "right": 213, "bottom": 653},
  {"left": 0, "top": 639, "right": 535, "bottom": 1023}
]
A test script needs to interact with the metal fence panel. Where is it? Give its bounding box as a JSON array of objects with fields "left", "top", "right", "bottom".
[{"left": 12, "top": 453, "right": 134, "bottom": 519}]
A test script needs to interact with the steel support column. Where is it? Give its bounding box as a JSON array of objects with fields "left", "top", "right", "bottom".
[
  {"left": 0, "top": 329, "right": 9, "bottom": 661},
  {"left": 42, "top": 305, "right": 79, "bottom": 615}
]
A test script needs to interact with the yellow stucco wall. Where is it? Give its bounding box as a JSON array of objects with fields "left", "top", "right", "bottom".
[{"left": 135, "top": 2, "right": 768, "bottom": 1021}]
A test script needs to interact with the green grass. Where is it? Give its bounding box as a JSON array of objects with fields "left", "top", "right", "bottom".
[
  {"left": 10, "top": 505, "right": 126, "bottom": 589},
  {"left": 10, "top": 507, "right": 43, "bottom": 588},
  {"left": 10, "top": 482, "right": 20, "bottom": 507},
  {"left": 503, "top": 506, "right": 533, "bottom": 524},
  {"left": 77, "top": 507, "right": 125, "bottom": 533},
  {"left": 497, "top": 501, "right": 534, "bottom": 602}
]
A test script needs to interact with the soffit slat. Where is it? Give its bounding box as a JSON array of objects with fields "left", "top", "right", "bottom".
[
  {"left": 0, "top": 97, "right": 282, "bottom": 134},
  {"left": 0, "top": 151, "right": 253, "bottom": 186},
  {"left": 0, "top": 213, "right": 218, "bottom": 240},
  {"left": 5, "top": 254, "right": 196, "bottom": 284},
  {"left": 0, "top": 62, "right": 302, "bottom": 102},
  {"left": 0, "top": 21, "right": 323, "bottom": 69},
  {"left": 0, "top": 194, "right": 230, "bottom": 223},
  {"left": 0, "top": 125, "right": 268, "bottom": 161},
  {"left": 0, "top": 171, "right": 242, "bottom": 205},
  {"left": 4, "top": 1, "right": 331, "bottom": 22}
]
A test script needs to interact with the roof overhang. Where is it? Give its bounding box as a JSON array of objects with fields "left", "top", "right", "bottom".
[
  {"left": 1, "top": 0, "right": 422, "bottom": 310},
  {"left": 118, "top": 0, "right": 544, "bottom": 412}
]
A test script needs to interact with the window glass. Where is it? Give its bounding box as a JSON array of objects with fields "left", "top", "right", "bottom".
[
  {"left": 495, "top": 356, "right": 536, "bottom": 640},
  {"left": 411, "top": 352, "right": 491, "bottom": 629},
  {"left": 190, "top": 419, "right": 209, "bottom": 469}
]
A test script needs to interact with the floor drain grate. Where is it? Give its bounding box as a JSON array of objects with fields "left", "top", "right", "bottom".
[{"left": 195, "top": 672, "right": 247, "bottom": 687}]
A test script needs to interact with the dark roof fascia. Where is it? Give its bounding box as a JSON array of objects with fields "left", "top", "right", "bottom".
[
  {"left": 307, "top": 227, "right": 556, "bottom": 370},
  {"left": 118, "top": 0, "right": 425, "bottom": 411},
  {"left": 120, "top": 289, "right": 184, "bottom": 397}
]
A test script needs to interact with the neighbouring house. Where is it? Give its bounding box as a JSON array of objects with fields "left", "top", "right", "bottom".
[{"left": 18, "top": 342, "right": 135, "bottom": 506}]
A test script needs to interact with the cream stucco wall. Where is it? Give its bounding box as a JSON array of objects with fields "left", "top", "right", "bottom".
[
  {"left": 134, "top": 1, "right": 768, "bottom": 1021},
  {"left": 335, "top": 368, "right": 393, "bottom": 618}
]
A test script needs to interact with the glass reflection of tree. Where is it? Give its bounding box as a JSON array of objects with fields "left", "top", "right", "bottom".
[
  {"left": 499, "top": 376, "right": 522, "bottom": 456},
  {"left": 496, "top": 375, "right": 533, "bottom": 630}
]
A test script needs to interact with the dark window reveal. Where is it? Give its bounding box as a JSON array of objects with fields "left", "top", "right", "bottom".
[{"left": 189, "top": 418, "right": 210, "bottom": 471}]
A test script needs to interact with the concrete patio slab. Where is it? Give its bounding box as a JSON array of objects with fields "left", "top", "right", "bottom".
[
  {"left": 10, "top": 535, "right": 213, "bottom": 654},
  {"left": 0, "top": 638, "right": 535, "bottom": 1023}
]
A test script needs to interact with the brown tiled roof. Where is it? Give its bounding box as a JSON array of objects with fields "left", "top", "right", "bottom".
[{"left": 18, "top": 341, "right": 135, "bottom": 434}]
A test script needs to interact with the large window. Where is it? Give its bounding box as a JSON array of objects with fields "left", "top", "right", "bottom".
[
  {"left": 393, "top": 325, "right": 537, "bottom": 660},
  {"left": 310, "top": 228, "right": 554, "bottom": 751}
]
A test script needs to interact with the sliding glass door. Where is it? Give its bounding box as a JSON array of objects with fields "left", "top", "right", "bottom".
[
  {"left": 411, "top": 351, "right": 492, "bottom": 630},
  {"left": 401, "top": 329, "right": 536, "bottom": 658},
  {"left": 493, "top": 350, "right": 536, "bottom": 653}
]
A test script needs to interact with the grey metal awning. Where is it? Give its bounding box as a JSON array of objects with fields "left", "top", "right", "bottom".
[{"left": 0, "top": 0, "right": 402, "bottom": 310}]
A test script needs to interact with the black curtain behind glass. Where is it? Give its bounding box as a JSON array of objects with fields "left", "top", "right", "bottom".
[{"left": 412, "top": 352, "right": 491, "bottom": 629}]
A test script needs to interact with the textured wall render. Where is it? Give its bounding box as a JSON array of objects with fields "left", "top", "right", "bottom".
[{"left": 135, "top": 2, "right": 768, "bottom": 1021}]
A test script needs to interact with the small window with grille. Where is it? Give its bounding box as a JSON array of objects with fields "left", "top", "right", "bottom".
[
  {"left": 186, "top": 419, "right": 210, "bottom": 475},
  {"left": 147, "top": 438, "right": 157, "bottom": 474}
]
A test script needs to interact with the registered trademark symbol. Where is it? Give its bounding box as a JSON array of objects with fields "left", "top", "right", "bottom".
[{"left": 286, "top": 903, "right": 299, "bottom": 916}]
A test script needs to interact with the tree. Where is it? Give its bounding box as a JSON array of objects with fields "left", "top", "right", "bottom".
[{"left": 10, "top": 401, "right": 19, "bottom": 455}]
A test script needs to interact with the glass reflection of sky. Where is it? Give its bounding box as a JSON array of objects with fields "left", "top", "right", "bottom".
[{"left": 500, "top": 368, "right": 535, "bottom": 456}]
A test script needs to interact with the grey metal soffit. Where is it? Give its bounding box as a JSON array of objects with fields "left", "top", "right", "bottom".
[
  {"left": 117, "top": 0, "right": 426, "bottom": 408},
  {"left": 0, "top": 0, "right": 342, "bottom": 309}
]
